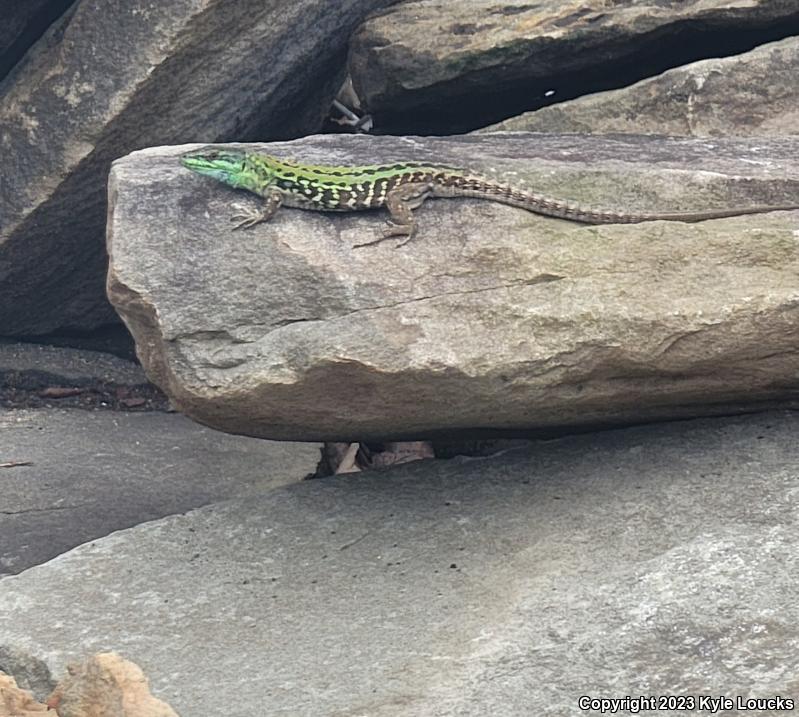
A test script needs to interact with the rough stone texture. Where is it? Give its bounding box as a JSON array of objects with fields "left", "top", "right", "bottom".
[
  {"left": 1, "top": 411, "right": 797, "bottom": 716},
  {"left": 0, "top": 408, "right": 320, "bottom": 576},
  {"left": 0, "top": 0, "right": 75, "bottom": 81},
  {"left": 0, "top": 341, "right": 148, "bottom": 387},
  {"left": 348, "top": 0, "right": 799, "bottom": 134},
  {"left": 0, "top": 340, "right": 166, "bottom": 411},
  {"left": 0, "top": 0, "right": 399, "bottom": 337},
  {"left": 108, "top": 133, "right": 799, "bottom": 441},
  {"left": 46, "top": 653, "right": 178, "bottom": 717},
  {"left": 486, "top": 36, "right": 799, "bottom": 137}
]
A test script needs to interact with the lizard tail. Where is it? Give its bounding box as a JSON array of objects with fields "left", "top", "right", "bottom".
[{"left": 432, "top": 178, "right": 799, "bottom": 224}]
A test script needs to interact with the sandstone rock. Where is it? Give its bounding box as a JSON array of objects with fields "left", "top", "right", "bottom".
[
  {"left": 348, "top": 0, "right": 799, "bottom": 133},
  {"left": 0, "top": 0, "right": 399, "bottom": 336},
  {"left": 46, "top": 653, "right": 177, "bottom": 717},
  {"left": 0, "top": 672, "right": 49, "bottom": 715},
  {"left": 0, "top": 407, "right": 321, "bottom": 576},
  {"left": 108, "top": 133, "right": 799, "bottom": 441},
  {"left": 1, "top": 411, "right": 798, "bottom": 716},
  {"left": 486, "top": 36, "right": 799, "bottom": 137}
]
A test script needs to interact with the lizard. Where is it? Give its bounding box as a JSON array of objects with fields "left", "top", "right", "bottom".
[{"left": 180, "top": 147, "right": 799, "bottom": 246}]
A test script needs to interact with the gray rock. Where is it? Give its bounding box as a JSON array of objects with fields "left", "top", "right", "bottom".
[
  {"left": 348, "top": 0, "right": 799, "bottom": 134},
  {"left": 0, "top": 341, "right": 147, "bottom": 387},
  {"left": 0, "top": 340, "right": 167, "bottom": 410},
  {"left": 0, "top": 408, "right": 320, "bottom": 577},
  {"left": 1, "top": 410, "right": 797, "bottom": 716},
  {"left": 108, "top": 134, "right": 799, "bottom": 441},
  {"left": 486, "top": 36, "right": 799, "bottom": 137},
  {"left": 0, "top": 0, "right": 399, "bottom": 336}
]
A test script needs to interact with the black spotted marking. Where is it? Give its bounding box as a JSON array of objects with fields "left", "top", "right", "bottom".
[
  {"left": 321, "top": 188, "right": 340, "bottom": 207},
  {"left": 277, "top": 176, "right": 300, "bottom": 192},
  {"left": 335, "top": 189, "right": 350, "bottom": 208},
  {"left": 370, "top": 178, "right": 388, "bottom": 207},
  {"left": 408, "top": 171, "right": 438, "bottom": 186},
  {"left": 306, "top": 168, "right": 349, "bottom": 177}
]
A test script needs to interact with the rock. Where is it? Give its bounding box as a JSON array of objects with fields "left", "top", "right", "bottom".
[
  {"left": 0, "top": 342, "right": 148, "bottom": 387},
  {"left": 108, "top": 133, "right": 799, "bottom": 441},
  {"left": 486, "top": 36, "right": 799, "bottom": 137},
  {"left": 1, "top": 411, "right": 797, "bottom": 715},
  {"left": 0, "top": 671, "right": 49, "bottom": 715},
  {"left": 348, "top": 0, "right": 799, "bottom": 134},
  {"left": 0, "top": 407, "right": 321, "bottom": 576},
  {"left": 0, "top": 0, "right": 74, "bottom": 81},
  {"left": 0, "top": 0, "right": 399, "bottom": 337},
  {"left": 0, "top": 342, "right": 166, "bottom": 410},
  {"left": 46, "top": 653, "right": 178, "bottom": 717}
]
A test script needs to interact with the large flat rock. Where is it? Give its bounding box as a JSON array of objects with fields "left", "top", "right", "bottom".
[
  {"left": 0, "top": 408, "right": 320, "bottom": 576},
  {"left": 108, "top": 134, "right": 799, "bottom": 441},
  {"left": 487, "top": 35, "right": 799, "bottom": 137},
  {"left": 348, "top": 0, "right": 799, "bottom": 133},
  {"left": 1, "top": 411, "right": 797, "bottom": 716},
  {"left": 0, "top": 0, "right": 398, "bottom": 336}
]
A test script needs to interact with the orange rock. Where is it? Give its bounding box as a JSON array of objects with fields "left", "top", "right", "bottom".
[
  {"left": 45, "top": 653, "right": 178, "bottom": 717},
  {"left": 0, "top": 672, "right": 52, "bottom": 715}
]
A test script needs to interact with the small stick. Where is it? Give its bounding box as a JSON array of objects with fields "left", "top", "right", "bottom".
[{"left": 339, "top": 532, "right": 370, "bottom": 551}]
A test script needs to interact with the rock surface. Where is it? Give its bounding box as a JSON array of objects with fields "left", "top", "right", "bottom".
[
  {"left": 0, "top": 341, "right": 148, "bottom": 386},
  {"left": 0, "top": 0, "right": 398, "bottom": 336},
  {"left": 108, "top": 134, "right": 799, "bottom": 441},
  {"left": 0, "top": 408, "right": 320, "bottom": 576},
  {"left": 486, "top": 36, "right": 799, "bottom": 137},
  {"left": 1, "top": 410, "right": 797, "bottom": 716},
  {"left": 0, "top": 341, "right": 165, "bottom": 410},
  {"left": 348, "top": 0, "right": 799, "bottom": 134}
]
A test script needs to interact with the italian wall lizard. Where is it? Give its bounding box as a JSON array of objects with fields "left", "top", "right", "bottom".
[{"left": 181, "top": 148, "right": 799, "bottom": 246}]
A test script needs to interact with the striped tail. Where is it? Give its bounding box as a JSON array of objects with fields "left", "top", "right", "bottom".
[{"left": 431, "top": 175, "right": 799, "bottom": 225}]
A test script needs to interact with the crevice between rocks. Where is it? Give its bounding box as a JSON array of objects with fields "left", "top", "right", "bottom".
[{"left": 368, "top": 15, "right": 799, "bottom": 134}]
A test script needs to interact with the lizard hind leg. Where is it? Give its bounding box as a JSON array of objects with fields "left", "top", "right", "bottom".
[
  {"left": 382, "top": 181, "right": 434, "bottom": 246},
  {"left": 231, "top": 189, "right": 283, "bottom": 230}
]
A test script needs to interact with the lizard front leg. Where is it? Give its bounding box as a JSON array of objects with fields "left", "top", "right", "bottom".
[{"left": 231, "top": 189, "right": 283, "bottom": 230}]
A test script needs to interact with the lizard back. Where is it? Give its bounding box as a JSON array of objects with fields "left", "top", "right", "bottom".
[{"left": 249, "top": 155, "right": 462, "bottom": 211}]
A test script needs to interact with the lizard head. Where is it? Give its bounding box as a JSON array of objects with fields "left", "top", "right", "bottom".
[{"left": 181, "top": 148, "right": 270, "bottom": 194}]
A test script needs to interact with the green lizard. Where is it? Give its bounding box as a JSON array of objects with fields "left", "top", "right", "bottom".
[{"left": 180, "top": 147, "right": 799, "bottom": 246}]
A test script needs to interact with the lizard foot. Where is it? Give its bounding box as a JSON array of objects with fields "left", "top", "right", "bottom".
[
  {"left": 230, "top": 203, "right": 268, "bottom": 230},
  {"left": 352, "top": 222, "right": 416, "bottom": 249},
  {"left": 353, "top": 227, "right": 416, "bottom": 249},
  {"left": 386, "top": 225, "right": 416, "bottom": 248}
]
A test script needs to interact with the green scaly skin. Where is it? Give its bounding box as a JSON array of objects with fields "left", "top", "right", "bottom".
[{"left": 180, "top": 147, "right": 799, "bottom": 246}]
